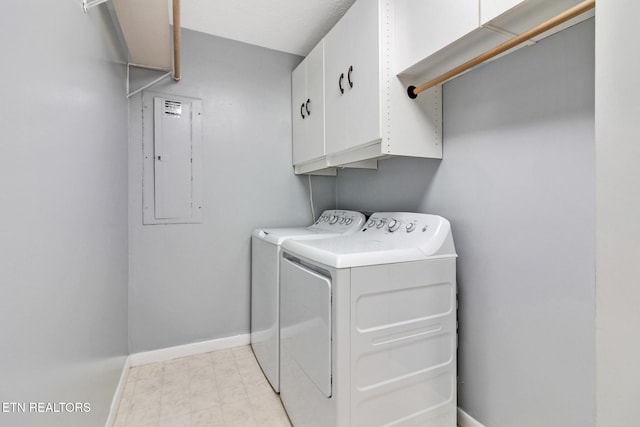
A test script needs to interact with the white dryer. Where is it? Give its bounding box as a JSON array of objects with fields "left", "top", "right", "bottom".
[
  {"left": 251, "top": 210, "right": 365, "bottom": 393},
  {"left": 279, "top": 212, "right": 457, "bottom": 427}
]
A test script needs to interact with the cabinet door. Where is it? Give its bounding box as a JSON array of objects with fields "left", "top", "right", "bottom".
[
  {"left": 344, "top": 0, "right": 381, "bottom": 149},
  {"left": 324, "top": 8, "right": 351, "bottom": 155},
  {"left": 481, "top": 0, "right": 526, "bottom": 25},
  {"left": 395, "top": 0, "right": 479, "bottom": 73},
  {"left": 291, "top": 59, "right": 307, "bottom": 164},
  {"left": 325, "top": 0, "right": 382, "bottom": 154},
  {"left": 304, "top": 41, "right": 325, "bottom": 161},
  {"left": 292, "top": 41, "right": 325, "bottom": 166}
]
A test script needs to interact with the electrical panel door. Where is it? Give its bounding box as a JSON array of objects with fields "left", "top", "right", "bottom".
[{"left": 142, "top": 92, "right": 203, "bottom": 224}]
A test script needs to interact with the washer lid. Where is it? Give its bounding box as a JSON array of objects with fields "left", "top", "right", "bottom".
[
  {"left": 252, "top": 209, "right": 366, "bottom": 245},
  {"left": 281, "top": 212, "right": 457, "bottom": 268},
  {"left": 252, "top": 227, "right": 340, "bottom": 245}
]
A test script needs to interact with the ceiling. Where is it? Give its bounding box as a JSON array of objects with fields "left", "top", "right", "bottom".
[{"left": 170, "top": 0, "right": 357, "bottom": 57}]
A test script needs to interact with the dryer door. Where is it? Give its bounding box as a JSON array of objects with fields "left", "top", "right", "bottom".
[{"left": 281, "top": 257, "right": 332, "bottom": 397}]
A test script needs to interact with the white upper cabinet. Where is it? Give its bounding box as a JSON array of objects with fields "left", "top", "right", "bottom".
[
  {"left": 481, "top": 0, "right": 526, "bottom": 25},
  {"left": 292, "top": 0, "right": 453, "bottom": 174},
  {"left": 291, "top": 0, "right": 593, "bottom": 174},
  {"left": 395, "top": 0, "right": 480, "bottom": 75},
  {"left": 324, "top": 0, "right": 381, "bottom": 155},
  {"left": 292, "top": 41, "right": 325, "bottom": 167}
]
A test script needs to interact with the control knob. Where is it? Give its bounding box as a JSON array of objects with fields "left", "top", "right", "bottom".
[
  {"left": 367, "top": 219, "right": 376, "bottom": 228},
  {"left": 330, "top": 216, "right": 339, "bottom": 224},
  {"left": 406, "top": 223, "right": 416, "bottom": 232},
  {"left": 376, "top": 220, "right": 385, "bottom": 229},
  {"left": 388, "top": 219, "right": 400, "bottom": 232}
]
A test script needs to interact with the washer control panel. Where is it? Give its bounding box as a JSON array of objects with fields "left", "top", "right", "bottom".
[{"left": 310, "top": 210, "right": 365, "bottom": 233}]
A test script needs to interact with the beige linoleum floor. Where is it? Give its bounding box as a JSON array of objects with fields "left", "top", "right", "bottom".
[{"left": 113, "top": 346, "right": 291, "bottom": 427}]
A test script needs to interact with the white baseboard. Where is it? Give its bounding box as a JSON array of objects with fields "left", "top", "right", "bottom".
[
  {"left": 129, "top": 333, "right": 251, "bottom": 366},
  {"left": 105, "top": 356, "right": 131, "bottom": 427},
  {"left": 458, "top": 407, "right": 485, "bottom": 427}
]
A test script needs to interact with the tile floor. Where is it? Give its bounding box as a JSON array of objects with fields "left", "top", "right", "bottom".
[{"left": 114, "top": 346, "right": 291, "bottom": 427}]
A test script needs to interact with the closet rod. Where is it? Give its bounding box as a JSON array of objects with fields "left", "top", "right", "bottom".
[
  {"left": 407, "top": 0, "right": 595, "bottom": 99},
  {"left": 173, "top": 0, "right": 181, "bottom": 81}
]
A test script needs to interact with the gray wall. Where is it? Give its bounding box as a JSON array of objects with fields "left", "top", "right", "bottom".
[
  {"left": 337, "top": 20, "right": 595, "bottom": 427},
  {"left": 129, "top": 29, "right": 336, "bottom": 353},
  {"left": 0, "top": 1, "right": 129, "bottom": 426}
]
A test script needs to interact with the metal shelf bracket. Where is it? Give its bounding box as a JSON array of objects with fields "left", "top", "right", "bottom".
[
  {"left": 83, "top": 0, "right": 110, "bottom": 13},
  {"left": 126, "top": 63, "right": 172, "bottom": 98}
]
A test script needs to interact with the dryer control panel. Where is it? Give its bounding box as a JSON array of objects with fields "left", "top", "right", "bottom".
[
  {"left": 362, "top": 212, "right": 441, "bottom": 236},
  {"left": 310, "top": 210, "right": 365, "bottom": 233}
]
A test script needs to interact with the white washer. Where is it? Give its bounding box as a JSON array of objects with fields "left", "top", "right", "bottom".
[
  {"left": 251, "top": 210, "right": 366, "bottom": 393},
  {"left": 279, "top": 212, "right": 457, "bottom": 427}
]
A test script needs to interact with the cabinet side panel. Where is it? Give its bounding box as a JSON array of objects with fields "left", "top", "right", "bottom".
[
  {"left": 386, "top": 75, "right": 442, "bottom": 158},
  {"left": 386, "top": 0, "right": 442, "bottom": 159}
]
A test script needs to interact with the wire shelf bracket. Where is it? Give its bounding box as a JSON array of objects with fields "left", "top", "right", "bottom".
[{"left": 83, "top": 0, "right": 110, "bottom": 13}]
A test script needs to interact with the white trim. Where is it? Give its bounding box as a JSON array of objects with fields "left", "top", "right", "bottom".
[
  {"left": 104, "top": 356, "right": 131, "bottom": 427},
  {"left": 129, "top": 334, "right": 251, "bottom": 366},
  {"left": 458, "top": 407, "right": 485, "bottom": 427}
]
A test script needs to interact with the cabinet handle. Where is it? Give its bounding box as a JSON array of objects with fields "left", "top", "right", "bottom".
[
  {"left": 347, "top": 65, "right": 353, "bottom": 88},
  {"left": 339, "top": 73, "right": 344, "bottom": 94},
  {"left": 305, "top": 99, "right": 311, "bottom": 116},
  {"left": 300, "top": 103, "right": 306, "bottom": 119}
]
